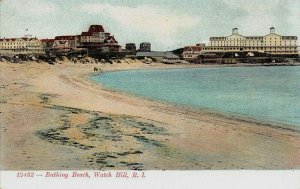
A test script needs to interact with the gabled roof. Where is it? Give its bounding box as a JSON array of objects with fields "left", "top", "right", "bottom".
[
  {"left": 104, "top": 36, "right": 118, "bottom": 43},
  {"left": 227, "top": 34, "right": 245, "bottom": 38},
  {"left": 264, "top": 33, "right": 281, "bottom": 37}
]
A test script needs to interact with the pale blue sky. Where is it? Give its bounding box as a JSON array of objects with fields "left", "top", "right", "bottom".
[{"left": 0, "top": 0, "right": 299, "bottom": 50}]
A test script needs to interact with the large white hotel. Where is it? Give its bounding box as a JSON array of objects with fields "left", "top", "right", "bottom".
[{"left": 202, "top": 27, "right": 298, "bottom": 56}]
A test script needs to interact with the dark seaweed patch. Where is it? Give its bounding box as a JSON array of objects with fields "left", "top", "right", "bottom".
[
  {"left": 39, "top": 95, "right": 50, "bottom": 104},
  {"left": 46, "top": 105, "right": 93, "bottom": 114},
  {"left": 133, "top": 135, "right": 163, "bottom": 147},
  {"left": 0, "top": 99, "right": 7, "bottom": 104},
  {"left": 36, "top": 103, "right": 170, "bottom": 170},
  {"left": 89, "top": 151, "right": 144, "bottom": 170},
  {"left": 123, "top": 118, "right": 167, "bottom": 135},
  {"left": 38, "top": 93, "right": 60, "bottom": 104},
  {"left": 119, "top": 162, "right": 143, "bottom": 170},
  {"left": 36, "top": 128, "right": 94, "bottom": 150}
]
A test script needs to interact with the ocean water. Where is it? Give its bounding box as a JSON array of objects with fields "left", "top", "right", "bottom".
[{"left": 91, "top": 66, "right": 300, "bottom": 126}]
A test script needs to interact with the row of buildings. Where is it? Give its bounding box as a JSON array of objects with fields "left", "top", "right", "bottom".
[
  {"left": 182, "top": 27, "right": 299, "bottom": 63},
  {"left": 1, "top": 26, "right": 298, "bottom": 63},
  {"left": 0, "top": 37, "right": 44, "bottom": 54},
  {"left": 125, "top": 42, "right": 151, "bottom": 53},
  {"left": 0, "top": 24, "right": 152, "bottom": 56}
]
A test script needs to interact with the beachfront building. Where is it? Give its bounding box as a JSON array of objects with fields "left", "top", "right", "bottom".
[
  {"left": 78, "top": 25, "right": 105, "bottom": 48},
  {"left": 162, "top": 52, "right": 181, "bottom": 64},
  {"left": 202, "top": 27, "right": 298, "bottom": 56},
  {"left": 41, "top": 39, "right": 55, "bottom": 54},
  {"left": 102, "top": 36, "right": 121, "bottom": 52},
  {"left": 136, "top": 51, "right": 180, "bottom": 63},
  {"left": 125, "top": 43, "right": 136, "bottom": 52},
  {"left": 0, "top": 37, "right": 44, "bottom": 54},
  {"left": 139, "top": 42, "right": 151, "bottom": 52},
  {"left": 52, "top": 35, "right": 78, "bottom": 52},
  {"left": 182, "top": 45, "right": 203, "bottom": 63},
  {"left": 136, "top": 51, "right": 165, "bottom": 61},
  {"left": 77, "top": 24, "right": 121, "bottom": 53}
]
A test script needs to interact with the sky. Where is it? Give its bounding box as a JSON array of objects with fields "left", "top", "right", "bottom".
[{"left": 0, "top": 0, "right": 299, "bottom": 51}]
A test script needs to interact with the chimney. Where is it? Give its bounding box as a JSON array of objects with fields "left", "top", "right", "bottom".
[
  {"left": 270, "top": 27, "right": 275, "bottom": 34},
  {"left": 232, "top": 28, "right": 238, "bottom": 35}
]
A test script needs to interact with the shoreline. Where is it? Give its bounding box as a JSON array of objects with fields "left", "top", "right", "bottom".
[
  {"left": 1, "top": 60, "right": 300, "bottom": 170},
  {"left": 86, "top": 64, "right": 300, "bottom": 131}
]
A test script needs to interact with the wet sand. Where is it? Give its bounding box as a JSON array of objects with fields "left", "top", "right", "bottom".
[{"left": 1, "top": 60, "right": 300, "bottom": 170}]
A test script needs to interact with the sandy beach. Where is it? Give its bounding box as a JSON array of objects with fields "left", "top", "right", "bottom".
[{"left": 1, "top": 60, "right": 300, "bottom": 170}]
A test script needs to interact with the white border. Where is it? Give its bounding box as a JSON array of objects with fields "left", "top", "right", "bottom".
[{"left": 1, "top": 170, "right": 300, "bottom": 189}]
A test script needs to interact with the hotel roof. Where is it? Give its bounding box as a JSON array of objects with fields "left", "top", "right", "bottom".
[
  {"left": 80, "top": 25, "right": 106, "bottom": 37},
  {"left": 81, "top": 32, "right": 91, "bottom": 36},
  {"left": 41, "top": 39, "right": 55, "bottom": 42},
  {"left": 55, "top": 36, "right": 76, "bottom": 40},
  {"left": 136, "top": 51, "right": 166, "bottom": 57},
  {"left": 88, "top": 25, "right": 105, "bottom": 33},
  {"left": 183, "top": 46, "right": 202, "bottom": 52},
  {"left": 210, "top": 34, "right": 297, "bottom": 40},
  {"left": 0, "top": 37, "right": 38, "bottom": 41}
]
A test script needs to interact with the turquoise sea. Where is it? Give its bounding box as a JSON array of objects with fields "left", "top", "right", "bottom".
[{"left": 91, "top": 66, "right": 300, "bottom": 126}]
